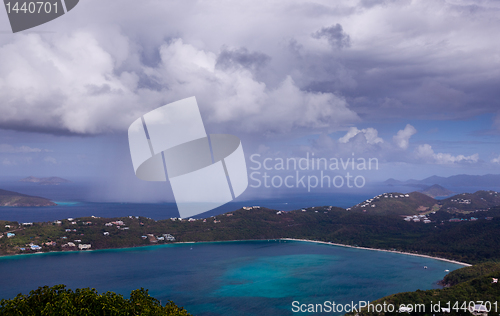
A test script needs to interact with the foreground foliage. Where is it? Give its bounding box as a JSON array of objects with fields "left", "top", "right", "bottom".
[
  {"left": 347, "top": 261, "right": 500, "bottom": 316},
  {"left": 0, "top": 285, "right": 191, "bottom": 316}
]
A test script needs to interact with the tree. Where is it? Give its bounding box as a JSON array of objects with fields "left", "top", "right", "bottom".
[{"left": 0, "top": 285, "right": 192, "bottom": 316}]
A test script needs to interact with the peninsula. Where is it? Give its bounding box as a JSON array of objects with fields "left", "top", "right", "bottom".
[{"left": 0, "top": 189, "right": 56, "bottom": 207}]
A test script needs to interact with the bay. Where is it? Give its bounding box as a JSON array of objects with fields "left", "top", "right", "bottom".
[{"left": 0, "top": 240, "right": 463, "bottom": 315}]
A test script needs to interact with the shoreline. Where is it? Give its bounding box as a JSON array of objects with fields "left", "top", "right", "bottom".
[
  {"left": 0, "top": 238, "right": 472, "bottom": 266},
  {"left": 281, "top": 238, "right": 472, "bottom": 266}
]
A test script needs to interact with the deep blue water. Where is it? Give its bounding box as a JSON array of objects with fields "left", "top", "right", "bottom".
[{"left": 0, "top": 240, "right": 463, "bottom": 315}]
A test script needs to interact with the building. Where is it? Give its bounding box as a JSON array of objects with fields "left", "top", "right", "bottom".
[
  {"left": 469, "top": 304, "right": 488, "bottom": 316},
  {"left": 163, "top": 234, "right": 175, "bottom": 241},
  {"left": 7, "top": 233, "right": 15, "bottom": 238},
  {"left": 147, "top": 234, "right": 157, "bottom": 243},
  {"left": 30, "top": 245, "right": 41, "bottom": 251},
  {"left": 78, "top": 244, "right": 91, "bottom": 250},
  {"left": 103, "top": 232, "right": 109, "bottom": 236}
]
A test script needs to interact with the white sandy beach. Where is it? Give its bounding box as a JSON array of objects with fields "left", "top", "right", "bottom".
[{"left": 281, "top": 238, "right": 472, "bottom": 266}]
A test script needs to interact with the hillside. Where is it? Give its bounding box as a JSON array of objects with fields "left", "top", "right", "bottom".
[
  {"left": 420, "top": 184, "right": 454, "bottom": 198},
  {"left": 0, "top": 189, "right": 56, "bottom": 207},
  {"left": 2, "top": 205, "right": 500, "bottom": 263},
  {"left": 348, "top": 261, "right": 500, "bottom": 315},
  {"left": 440, "top": 190, "right": 500, "bottom": 213},
  {"left": 349, "top": 191, "right": 438, "bottom": 216}
]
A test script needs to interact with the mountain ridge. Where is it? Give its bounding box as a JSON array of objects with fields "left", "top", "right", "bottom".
[
  {"left": 383, "top": 173, "right": 500, "bottom": 187},
  {"left": 0, "top": 189, "right": 56, "bottom": 207}
]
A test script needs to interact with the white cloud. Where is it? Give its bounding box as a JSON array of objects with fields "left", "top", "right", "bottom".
[
  {"left": 415, "top": 144, "right": 479, "bottom": 164},
  {"left": 339, "top": 127, "right": 383, "bottom": 144},
  {"left": 145, "top": 39, "right": 359, "bottom": 133},
  {"left": 0, "top": 34, "right": 358, "bottom": 135},
  {"left": 393, "top": 124, "right": 417, "bottom": 150},
  {"left": 44, "top": 156, "right": 57, "bottom": 164},
  {"left": 2, "top": 158, "right": 15, "bottom": 166},
  {"left": 0, "top": 32, "right": 150, "bottom": 134},
  {"left": 491, "top": 155, "right": 500, "bottom": 164},
  {"left": 0, "top": 144, "right": 47, "bottom": 153}
]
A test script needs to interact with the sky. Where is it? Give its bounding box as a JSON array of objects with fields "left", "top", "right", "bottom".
[{"left": 1, "top": 0, "right": 500, "bottom": 202}]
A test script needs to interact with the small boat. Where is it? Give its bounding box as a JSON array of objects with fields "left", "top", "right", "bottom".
[
  {"left": 445, "top": 269, "right": 450, "bottom": 272},
  {"left": 424, "top": 266, "right": 427, "bottom": 269}
]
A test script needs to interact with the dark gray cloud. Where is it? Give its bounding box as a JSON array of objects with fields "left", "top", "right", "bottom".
[
  {"left": 216, "top": 47, "right": 271, "bottom": 71},
  {"left": 312, "top": 24, "right": 351, "bottom": 49},
  {"left": 0, "top": 0, "right": 499, "bottom": 136}
]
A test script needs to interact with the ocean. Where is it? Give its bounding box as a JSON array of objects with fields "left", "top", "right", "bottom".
[
  {"left": 0, "top": 240, "right": 463, "bottom": 315},
  {"left": 1, "top": 180, "right": 498, "bottom": 223},
  {"left": 0, "top": 181, "right": 385, "bottom": 222}
]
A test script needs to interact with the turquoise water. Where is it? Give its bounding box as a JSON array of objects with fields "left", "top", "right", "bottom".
[
  {"left": 0, "top": 240, "right": 463, "bottom": 315},
  {"left": 54, "top": 201, "right": 81, "bottom": 206}
]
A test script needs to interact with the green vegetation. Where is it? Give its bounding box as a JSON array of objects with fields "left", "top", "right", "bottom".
[
  {"left": 349, "top": 192, "right": 437, "bottom": 215},
  {"left": 0, "top": 285, "right": 191, "bottom": 316},
  {"left": 347, "top": 262, "right": 500, "bottom": 316},
  {"left": 1, "top": 204, "right": 499, "bottom": 263},
  {"left": 0, "top": 189, "right": 56, "bottom": 207},
  {"left": 420, "top": 184, "right": 454, "bottom": 198},
  {"left": 440, "top": 190, "right": 500, "bottom": 213},
  {"left": 441, "top": 262, "right": 500, "bottom": 287}
]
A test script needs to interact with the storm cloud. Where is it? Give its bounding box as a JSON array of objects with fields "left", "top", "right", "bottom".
[{"left": 0, "top": 0, "right": 499, "bottom": 136}]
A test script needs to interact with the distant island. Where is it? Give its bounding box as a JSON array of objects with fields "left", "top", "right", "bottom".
[
  {"left": 0, "top": 189, "right": 56, "bottom": 207},
  {"left": 420, "top": 184, "right": 454, "bottom": 198},
  {"left": 384, "top": 173, "right": 500, "bottom": 188},
  {"left": 19, "top": 176, "right": 70, "bottom": 185}
]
